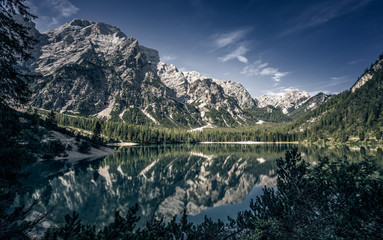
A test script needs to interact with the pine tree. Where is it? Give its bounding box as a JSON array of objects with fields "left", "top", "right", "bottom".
[
  {"left": 0, "top": 0, "right": 37, "bottom": 107},
  {"left": 91, "top": 121, "right": 102, "bottom": 144},
  {"left": 46, "top": 110, "right": 57, "bottom": 129},
  {"left": 0, "top": 1, "right": 43, "bottom": 238}
]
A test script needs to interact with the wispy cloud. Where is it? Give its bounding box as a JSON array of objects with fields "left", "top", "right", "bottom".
[
  {"left": 218, "top": 45, "right": 248, "bottom": 64},
  {"left": 328, "top": 75, "right": 351, "bottom": 87},
  {"left": 212, "top": 28, "right": 252, "bottom": 64},
  {"left": 330, "top": 76, "right": 347, "bottom": 81},
  {"left": 348, "top": 59, "right": 365, "bottom": 65},
  {"left": 178, "top": 67, "right": 189, "bottom": 72},
  {"left": 213, "top": 28, "right": 251, "bottom": 49},
  {"left": 296, "top": 75, "right": 351, "bottom": 90},
  {"left": 49, "top": 0, "right": 79, "bottom": 17},
  {"left": 162, "top": 55, "right": 177, "bottom": 61},
  {"left": 281, "top": 0, "right": 372, "bottom": 36},
  {"left": 27, "top": 0, "right": 79, "bottom": 32},
  {"left": 241, "top": 60, "right": 289, "bottom": 83},
  {"left": 262, "top": 87, "right": 297, "bottom": 97}
]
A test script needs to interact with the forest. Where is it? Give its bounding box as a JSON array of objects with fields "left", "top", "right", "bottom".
[{"left": 1, "top": 0, "right": 383, "bottom": 239}]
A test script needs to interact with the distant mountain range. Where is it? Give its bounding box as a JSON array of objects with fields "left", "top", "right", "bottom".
[
  {"left": 25, "top": 19, "right": 353, "bottom": 128},
  {"left": 255, "top": 89, "right": 331, "bottom": 120}
]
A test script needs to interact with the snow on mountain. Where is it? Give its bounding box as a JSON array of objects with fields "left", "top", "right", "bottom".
[
  {"left": 256, "top": 89, "right": 310, "bottom": 114},
  {"left": 256, "top": 89, "right": 330, "bottom": 118},
  {"left": 28, "top": 19, "right": 257, "bottom": 127}
]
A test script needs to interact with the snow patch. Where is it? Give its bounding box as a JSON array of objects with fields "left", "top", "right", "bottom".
[
  {"left": 141, "top": 109, "right": 159, "bottom": 125},
  {"left": 189, "top": 123, "right": 215, "bottom": 132},
  {"left": 257, "top": 157, "right": 266, "bottom": 164},
  {"left": 256, "top": 120, "right": 264, "bottom": 125}
]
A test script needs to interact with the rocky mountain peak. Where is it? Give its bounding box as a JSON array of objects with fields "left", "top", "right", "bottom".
[
  {"left": 157, "top": 69, "right": 256, "bottom": 110},
  {"left": 257, "top": 89, "right": 311, "bottom": 114},
  {"left": 29, "top": 19, "right": 258, "bottom": 127}
]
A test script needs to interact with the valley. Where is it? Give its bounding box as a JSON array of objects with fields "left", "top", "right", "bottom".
[
  {"left": 22, "top": 19, "right": 383, "bottom": 145},
  {"left": 1, "top": 1, "right": 383, "bottom": 239}
]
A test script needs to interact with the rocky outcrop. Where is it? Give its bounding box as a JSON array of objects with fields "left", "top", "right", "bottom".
[
  {"left": 351, "top": 58, "right": 383, "bottom": 93},
  {"left": 256, "top": 89, "right": 311, "bottom": 114},
  {"left": 288, "top": 92, "right": 331, "bottom": 120},
  {"left": 29, "top": 19, "right": 257, "bottom": 127},
  {"left": 255, "top": 89, "right": 330, "bottom": 118}
]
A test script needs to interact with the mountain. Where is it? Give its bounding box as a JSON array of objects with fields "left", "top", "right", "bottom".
[
  {"left": 27, "top": 19, "right": 257, "bottom": 128},
  {"left": 255, "top": 89, "right": 330, "bottom": 120},
  {"left": 257, "top": 89, "right": 310, "bottom": 114},
  {"left": 288, "top": 92, "right": 331, "bottom": 120},
  {"left": 291, "top": 54, "right": 383, "bottom": 141},
  {"left": 351, "top": 57, "right": 383, "bottom": 93}
]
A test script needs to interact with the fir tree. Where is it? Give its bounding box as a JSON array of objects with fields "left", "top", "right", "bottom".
[
  {"left": 0, "top": 0, "right": 37, "bottom": 107},
  {"left": 91, "top": 121, "right": 102, "bottom": 144},
  {"left": 46, "top": 110, "right": 57, "bottom": 129}
]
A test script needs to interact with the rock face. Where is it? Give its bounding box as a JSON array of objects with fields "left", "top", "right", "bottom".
[
  {"left": 351, "top": 58, "right": 383, "bottom": 93},
  {"left": 256, "top": 89, "right": 311, "bottom": 114},
  {"left": 288, "top": 92, "right": 331, "bottom": 120},
  {"left": 256, "top": 89, "right": 330, "bottom": 119},
  {"left": 29, "top": 19, "right": 257, "bottom": 127}
]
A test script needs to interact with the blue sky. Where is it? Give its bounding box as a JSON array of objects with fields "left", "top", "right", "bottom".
[{"left": 27, "top": 0, "right": 383, "bottom": 98}]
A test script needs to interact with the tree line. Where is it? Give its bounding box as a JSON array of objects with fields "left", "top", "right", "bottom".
[{"left": 54, "top": 112, "right": 300, "bottom": 144}]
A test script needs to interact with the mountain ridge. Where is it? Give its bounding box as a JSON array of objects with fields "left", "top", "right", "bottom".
[
  {"left": 26, "top": 18, "right": 335, "bottom": 128},
  {"left": 28, "top": 19, "right": 260, "bottom": 128},
  {"left": 255, "top": 89, "right": 331, "bottom": 120}
]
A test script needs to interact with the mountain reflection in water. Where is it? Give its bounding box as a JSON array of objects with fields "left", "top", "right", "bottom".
[{"left": 15, "top": 144, "right": 383, "bottom": 230}]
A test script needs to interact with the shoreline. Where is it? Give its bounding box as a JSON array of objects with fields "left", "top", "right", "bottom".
[
  {"left": 106, "top": 142, "right": 139, "bottom": 147},
  {"left": 55, "top": 145, "right": 116, "bottom": 162},
  {"left": 200, "top": 141, "right": 300, "bottom": 144}
]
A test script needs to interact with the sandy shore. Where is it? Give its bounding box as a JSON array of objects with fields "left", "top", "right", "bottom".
[
  {"left": 106, "top": 142, "right": 139, "bottom": 147},
  {"left": 48, "top": 131, "right": 116, "bottom": 162}
]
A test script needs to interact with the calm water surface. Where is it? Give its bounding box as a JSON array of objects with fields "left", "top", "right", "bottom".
[{"left": 16, "top": 144, "right": 383, "bottom": 231}]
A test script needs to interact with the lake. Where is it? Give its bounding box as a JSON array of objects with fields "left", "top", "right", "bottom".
[{"left": 15, "top": 143, "right": 383, "bottom": 232}]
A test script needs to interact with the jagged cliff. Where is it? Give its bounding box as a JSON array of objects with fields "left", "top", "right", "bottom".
[
  {"left": 28, "top": 19, "right": 257, "bottom": 127},
  {"left": 256, "top": 89, "right": 330, "bottom": 119}
]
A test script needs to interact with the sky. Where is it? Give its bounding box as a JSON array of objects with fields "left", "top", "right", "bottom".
[{"left": 27, "top": 0, "right": 383, "bottom": 98}]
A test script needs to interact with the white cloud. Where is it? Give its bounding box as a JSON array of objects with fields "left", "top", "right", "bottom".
[
  {"left": 35, "top": 16, "right": 59, "bottom": 31},
  {"left": 48, "top": 0, "right": 79, "bottom": 17},
  {"left": 28, "top": 0, "right": 79, "bottom": 32},
  {"left": 241, "top": 60, "right": 289, "bottom": 82},
  {"left": 218, "top": 45, "right": 248, "bottom": 64},
  {"left": 162, "top": 55, "right": 177, "bottom": 61},
  {"left": 272, "top": 72, "right": 289, "bottom": 82},
  {"left": 327, "top": 76, "right": 351, "bottom": 87},
  {"left": 262, "top": 87, "right": 295, "bottom": 97},
  {"left": 213, "top": 28, "right": 251, "bottom": 49},
  {"left": 212, "top": 28, "right": 252, "bottom": 64},
  {"left": 178, "top": 67, "right": 189, "bottom": 72},
  {"left": 258, "top": 62, "right": 269, "bottom": 68},
  {"left": 330, "top": 76, "right": 346, "bottom": 81}
]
